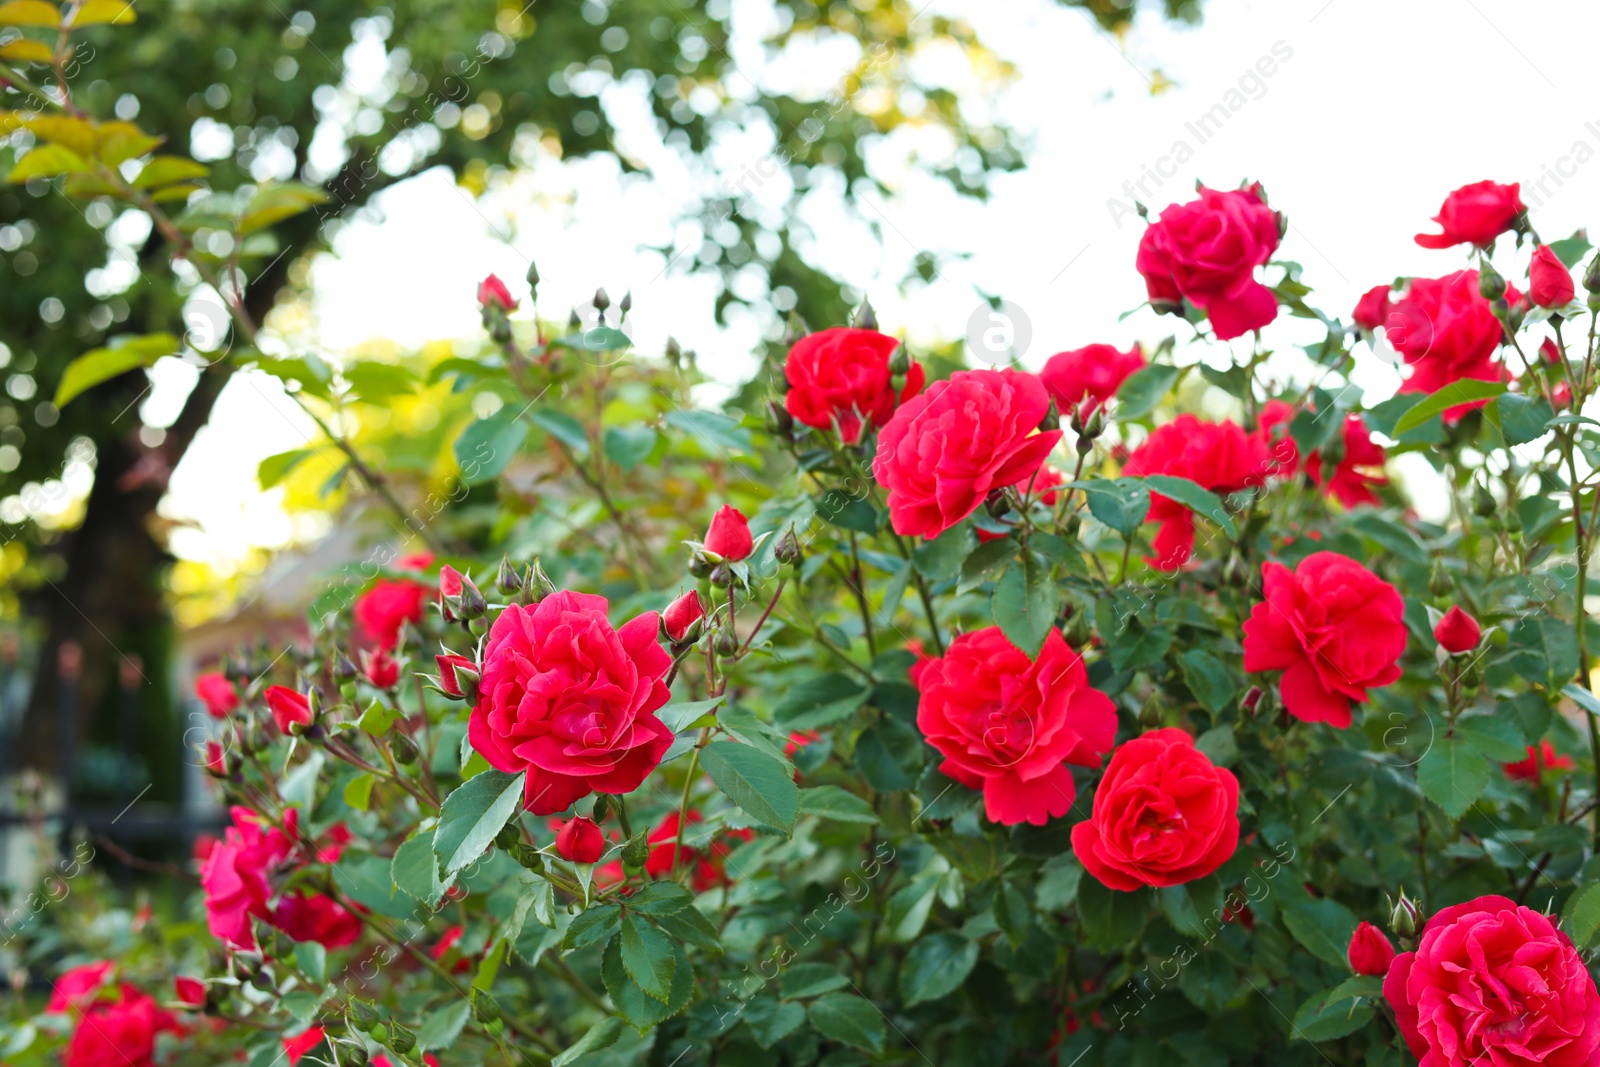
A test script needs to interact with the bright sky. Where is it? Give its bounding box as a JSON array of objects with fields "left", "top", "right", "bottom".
[{"left": 159, "top": 0, "right": 1600, "bottom": 569}]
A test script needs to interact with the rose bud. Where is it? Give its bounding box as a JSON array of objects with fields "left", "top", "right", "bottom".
[
  {"left": 1552, "top": 380, "right": 1573, "bottom": 409},
  {"left": 1433, "top": 606, "right": 1482, "bottom": 654},
  {"left": 1541, "top": 336, "right": 1564, "bottom": 364},
  {"left": 495, "top": 555, "right": 522, "bottom": 596},
  {"left": 1352, "top": 284, "right": 1391, "bottom": 331},
  {"left": 702, "top": 505, "right": 754, "bottom": 562},
  {"left": 438, "top": 565, "right": 463, "bottom": 621},
  {"left": 1389, "top": 890, "right": 1423, "bottom": 939},
  {"left": 264, "top": 685, "right": 314, "bottom": 735},
  {"left": 361, "top": 648, "right": 400, "bottom": 689},
  {"left": 453, "top": 573, "right": 487, "bottom": 621},
  {"left": 555, "top": 816, "right": 606, "bottom": 864},
  {"left": 662, "top": 590, "right": 706, "bottom": 643},
  {"left": 195, "top": 672, "right": 239, "bottom": 719},
  {"left": 476, "top": 274, "right": 517, "bottom": 312},
  {"left": 1530, "top": 245, "right": 1576, "bottom": 309},
  {"left": 202, "top": 741, "right": 229, "bottom": 778},
  {"left": 434, "top": 654, "right": 480, "bottom": 703},
  {"left": 174, "top": 977, "right": 207, "bottom": 1008},
  {"left": 1347, "top": 921, "right": 1396, "bottom": 976}
]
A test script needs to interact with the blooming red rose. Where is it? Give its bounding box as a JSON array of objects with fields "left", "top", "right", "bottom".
[
  {"left": 194, "top": 672, "right": 238, "bottom": 718},
  {"left": 264, "top": 685, "right": 313, "bottom": 735},
  {"left": 1352, "top": 284, "right": 1392, "bottom": 331},
  {"left": 48, "top": 961, "right": 115, "bottom": 1013},
  {"left": 1136, "top": 184, "right": 1282, "bottom": 340},
  {"left": 663, "top": 589, "right": 705, "bottom": 643},
  {"left": 784, "top": 327, "right": 924, "bottom": 444},
  {"left": 1433, "top": 606, "right": 1481, "bottom": 654},
  {"left": 1387, "top": 271, "right": 1511, "bottom": 421},
  {"left": 1038, "top": 343, "right": 1145, "bottom": 416},
  {"left": 874, "top": 368, "right": 1062, "bottom": 540},
  {"left": 1070, "top": 727, "right": 1239, "bottom": 890},
  {"left": 1242, "top": 552, "right": 1407, "bottom": 728},
  {"left": 1504, "top": 740, "right": 1574, "bottom": 782},
  {"left": 1256, "top": 401, "right": 1387, "bottom": 508},
  {"left": 1414, "top": 181, "right": 1525, "bottom": 249},
  {"left": 1530, "top": 244, "right": 1576, "bottom": 308},
  {"left": 199, "top": 806, "right": 297, "bottom": 949},
  {"left": 703, "top": 505, "right": 753, "bottom": 562},
  {"left": 469, "top": 591, "right": 674, "bottom": 815},
  {"left": 354, "top": 576, "right": 428, "bottom": 651},
  {"left": 1348, "top": 921, "right": 1396, "bottom": 976},
  {"left": 556, "top": 815, "right": 607, "bottom": 863},
  {"left": 1385, "top": 894, "right": 1600, "bottom": 1067},
  {"left": 914, "top": 626, "right": 1116, "bottom": 826},
  {"left": 271, "top": 890, "right": 361, "bottom": 949},
  {"left": 64, "top": 986, "right": 180, "bottom": 1067},
  {"left": 1122, "top": 415, "right": 1270, "bottom": 568},
  {"left": 477, "top": 274, "right": 516, "bottom": 311},
  {"left": 361, "top": 647, "right": 399, "bottom": 688}
]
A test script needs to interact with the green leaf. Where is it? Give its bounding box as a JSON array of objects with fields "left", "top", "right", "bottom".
[
  {"left": 0, "top": 1, "right": 62, "bottom": 27},
  {"left": 342, "top": 773, "right": 375, "bottom": 811},
  {"left": 1142, "top": 474, "right": 1237, "bottom": 538},
  {"left": 529, "top": 408, "right": 591, "bottom": 457},
  {"left": 1194, "top": 725, "right": 1239, "bottom": 768},
  {"left": 1077, "top": 873, "right": 1149, "bottom": 949},
  {"left": 69, "top": 0, "right": 137, "bottom": 25},
  {"left": 665, "top": 409, "right": 752, "bottom": 454},
  {"left": 564, "top": 905, "right": 622, "bottom": 952},
  {"left": 333, "top": 853, "right": 417, "bottom": 920},
  {"left": 780, "top": 963, "right": 850, "bottom": 999},
  {"left": 651, "top": 905, "right": 722, "bottom": 953},
  {"left": 1070, "top": 477, "right": 1148, "bottom": 536},
  {"left": 771, "top": 673, "right": 870, "bottom": 730},
  {"left": 343, "top": 361, "right": 417, "bottom": 402},
  {"left": 550, "top": 1017, "right": 624, "bottom": 1067},
  {"left": 699, "top": 741, "right": 799, "bottom": 833},
  {"left": 432, "top": 770, "right": 525, "bottom": 875},
  {"left": 959, "top": 538, "right": 1018, "bottom": 593},
  {"left": 1455, "top": 712, "right": 1528, "bottom": 762},
  {"left": 1291, "top": 985, "right": 1375, "bottom": 1043},
  {"left": 912, "top": 523, "right": 973, "bottom": 580},
  {"left": 900, "top": 931, "right": 978, "bottom": 1006},
  {"left": 1495, "top": 392, "right": 1556, "bottom": 446},
  {"left": 1418, "top": 736, "right": 1490, "bottom": 820},
  {"left": 992, "top": 880, "right": 1030, "bottom": 947},
  {"left": 391, "top": 833, "right": 446, "bottom": 904},
  {"left": 1509, "top": 617, "right": 1581, "bottom": 689},
  {"left": 992, "top": 551, "right": 1058, "bottom": 658},
  {"left": 658, "top": 696, "right": 725, "bottom": 734},
  {"left": 8, "top": 142, "right": 89, "bottom": 183},
  {"left": 55, "top": 333, "right": 178, "bottom": 406},
  {"left": 603, "top": 425, "right": 658, "bottom": 472},
  {"left": 454, "top": 412, "right": 528, "bottom": 484},
  {"left": 1547, "top": 232, "right": 1593, "bottom": 268},
  {"left": 133, "top": 156, "right": 208, "bottom": 189},
  {"left": 1280, "top": 896, "right": 1359, "bottom": 969},
  {"left": 798, "top": 785, "right": 879, "bottom": 824},
  {"left": 293, "top": 941, "right": 326, "bottom": 984},
  {"left": 1178, "top": 650, "right": 1238, "bottom": 715},
  {"left": 240, "top": 182, "right": 328, "bottom": 234},
  {"left": 1158, "top": 877, "right": 1223, "bottom": 939},
  {"left": 741, "top": 997, "right": 806, "bottom": 1049},
  {"left": 1563, "top": 883, "right": 1600, "bottom": 948},
  {"left": 807, "top": 994, "right": 885, "bottom": 1054},
  {"left": 1391, "top": 379, "right": 1506, "bottom": 435},
  {"left": 257, "top": 449, "right": 311, "bottom": 490},
  {"left": 626, "top": 881, "right": 694, "bottom": 917},
  {"left": 1563, "top": 684, "right": 1600, "bottom": 720},
  {"left": 1035, "top": 854, "right": 1083, "bottom": 912},
  {"left": 601, "top": 933, "right": 693, "bottom": 1032},
  {"left": 416, "top": 1001, "right": 471, "bottom": 1053},
  {"left": 620, "top": 911, "right": 677, "bottom": 1002},
  {"left": 1116, "top": 363, "right": 1182, "bottom": 418}
]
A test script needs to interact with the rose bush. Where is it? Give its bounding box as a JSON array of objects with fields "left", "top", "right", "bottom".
[{"left": 6, "top": 35, "right": 1600, "bottom": 1065}]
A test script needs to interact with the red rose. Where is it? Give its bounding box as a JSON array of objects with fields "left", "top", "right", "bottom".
[
  {"left": 1385, "top": 894, "right": 1600, "bottom": 1067},
  {"left": 48, "top": 961, "right": 115, "bottom": 1013},
  {"left": 1038, "top": 343, "right": 1145, "bottom": 415},
  {"left": 1554, "top": 380, "right": 1574, "bottom": 409},
  {"left": 1542, "top": 336, "right": 1564, "bottom": 364},
  {"left": 361, "top": 647, "right": 399, "bottom": 688},
  {"left": 439, "top": 565, "right": 463, "bottom": 598},
  {"left": 1433, "top": 606, "right": 1481, "bottom": 654},
  {"left": 270, "top": 890, "right": 361, "bottom": 949},
  {"left": 353, "top": 576, "right": 428, "bottom": 651},
  {"left": 644, "top": 810, "right": 751, "bottom": 891},
  {"left": 1123, "top": 415, "right": 1270, "bottom": 568},
  {"left": 662, "top": 589, "right": 705, "bottom": 643},
  {"left": 1242, "top": 552, "right": 1407, "bottom": 728},
  {"left": 434, "top": 653, "right": 479, "bottom": 700},
  {"left": 1256, "top": 401, "right": 1386, "bottom": 508},
  {"left": 1414, "top": 181, "right": 1524, "bottom": 249},
  {"left": 199, "top": 806, "right": 297, "bottom": 949},
  {"left": 873, "top": 368, "right": 1062, "bottom": 540},
  {"left": 1069, "top": 727, "right": 1239, "bottom": 889},
  {"left": 264, "top": 685, "right": 313, "bottom": 735},
  {"left": 1387, "top": 271, "right": 1510, "bottom": 422},
  {"left": 283, "top": 1027, "right": 326, "bottom": 1066},
  {"left": 1352, "top": 284, "right": 1392, "bottom": 331},
  {"left": 1504, "top": 740, "right": 1574, "bottom": 782},
  {"left": 173, "top": 977, "right": 205, "bottom": 1008},
  {"left": 914, "top": 626, "right": 1116, "bottom": 826},
  {"left": 194, "top": 672, "right": 238, "bottom": 719},
  {"left": 1530, "top": 244, "right": 1576, "bottom": 308},
  {"left": 784, "top": 327, "right": 924, "bottom": 444},
  {"left": 65, "top": 986, "right": 180, "bottom": 1067},
  {"left": 702, "top": 505, "right": 753, "bottom": 562},
  {"left": 1347, "top": 921, "right": 1396, "bottom": 976},
  {"left": 468, "top": 591, "right": 674, "bottom": 815},
  {"left": 477, "top": 273, "right": 516, "bottom": 311},
  {"left": 1136, "top": 184, "right": 1282, "bottom": 340},
  {"left": 202, "top": 740, "right": 228, "bottom": 777},
  {"left": 555, "top": 815, "right": 607, "bottom": 863}
]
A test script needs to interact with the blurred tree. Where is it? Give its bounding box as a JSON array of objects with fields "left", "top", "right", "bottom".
[{"left": 0, "top": 0, "right": 1199, "bottom": 780}]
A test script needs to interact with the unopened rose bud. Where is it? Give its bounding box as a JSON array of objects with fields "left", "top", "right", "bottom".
[
  {"left": 1429, "top": 559, "right": 1454, "bottom": 597},
  {"left": 456, "top": 574, "right": 487, "bottom": 621},
  {"left": 334, "top": 654, "right": 359, "bottom": 681},
  {"left": 1478, "top": 261, "right": 1505, "bottom": 302},
  {"left": 1388, "top": 890, "right": 1424, "bottom": 940},
  {"left": 472, "top": 989, "right": 501, "bottom": 1026},
  {"left": 388, "top": 1024, "right": 417, "bottom": 1056},
  {"left": 985, "top": 489, "right": 1011, "bottom": 519},
  {"left": 1347, "top": 921, "right": 1396, "bottom": 976},
  {"left": 709, "top": 562, "right": 734, "bottom": 588},
  {"left": 1241, "top": 686, "right": 1263, "bottom": 714},
  {"left": 1584, "top": 251, "right": 1600, "bottom": 294},
  {"left": 1138, "top": 693, "right": 1163, "bottom": 727},
  {"left": 619, "top": 290, "right": 632, "bottom": 316},
  {"left": 621, "top": 830, "right": 650, "bottom": 869},
  {"left": 766, "top": 399, "right": 794, "bottom": 435},
  {"left": 853, "top": 298, "right": 877, "bottom": 330},
  {"left": 555, "top": 816, "right": 606, "bottom": 864},
  {"left": 525, "top": 560, "right": 556, "bottom": 602},
  {"left": 1434, "top": 606, "right": 1482, "bottom": 654},
  {"left": 567, "top": 308, "right": 582, "bottom": 331},
  {"left": 888, "top": 344, "right": 911, "bottom": 377},
  {"left": 511, "top": 842, "right": 544, "bottom": 871},
  {"left": 716, "top": 627, "right": 738, "bottom": 657},
  {"left": 687, "top": 555, "right": 714, "bottom": 580},
  {"left": 344, "top": 1044, "right": 370, "bottom": 1067},
  {"left": 390, "top": 729, "right": 420, "bottom": 765},
  {"left": 265, "top": 685, "right": 315, "bottom": 736},
  {"left": 525, "top": 258, "right": 540, "bottom": 293},
  {"left": 774, "top": 527, "right": 803, "bottom": 567},
  {"left": 1038, "top": 399, "right": 1060, "bottom": 433},
  {"left": 496, "top": 555, "right": 522, "bottom": 595},
  {"left": 662, "top": 590, "right": 706, "bottom": 644},
  {"left": 665, "top": 336, "right": 682, "bottom": 367}
]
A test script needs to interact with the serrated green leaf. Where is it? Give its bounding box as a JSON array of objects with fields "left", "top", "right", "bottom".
[
  {"left": 699, "top": 741, "right": 798, "bottom": 833},
  {"left": 1392, "top": 379, "right": 1506, "bottom": 435},
  {"left": 432, "top": 770, "right": 525, "bottom": 874},
  {"left": 620, "top": 911, "right": 676, "bottom": 1002},
  {"left": 900, "top": 931, "right": 978, "bottom": 1006},
  {"left": 807, "top": 994, "right": 885, "bottom": 1053},
  {"left": 603, "top": 425, "right": 657, "bottom": 471},
  {"left": 1418, "top": 736, "right": 1490, "bottom": 820},
  {"left": 1143, "top": 474, "right": 1237, "bottom": 538}
]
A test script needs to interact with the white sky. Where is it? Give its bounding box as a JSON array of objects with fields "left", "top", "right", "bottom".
[{"left": 160, "top": 0, "right": 1600, "bottom": 568}]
